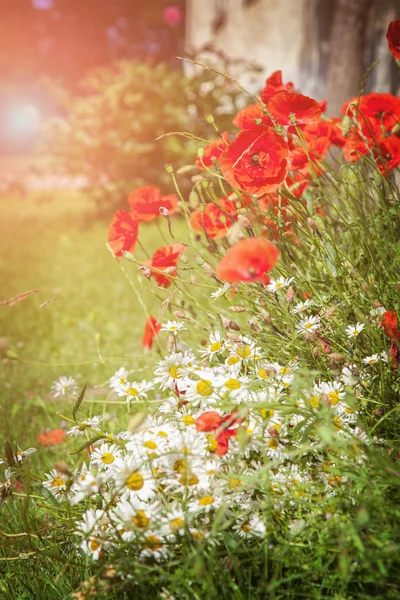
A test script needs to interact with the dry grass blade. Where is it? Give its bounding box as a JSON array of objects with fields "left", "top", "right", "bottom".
[{"left": 0, "top": 290, "right": 39, "bottom": 306}]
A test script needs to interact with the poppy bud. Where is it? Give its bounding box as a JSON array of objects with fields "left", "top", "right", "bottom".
[
  {"left": 307, "top": 218, "right": 319, "bottom": 231},
  {"left": 167, "top": 334, "right": 175, "bottom": 352},
  {"left": 195, "top": 256, "right": 204, "bottom": 266},
  {"left": 138, "top": 266, "right": 151, "bottom": 280},
  {"left": 325, "top": 306, "right": 335, "bottom": 319},
  {"left": 341, "top": 115, "right": 352, "bottom": 136},
  {"left": 164, "top": 163, "right": 174, "bottom": 174},
  {"left": 230, "top": 306, "right": 246, "bottom": 312},
  {"left": 329, "top": 353, "right": 345, "bottom": 364},
  {"left": 203, "top": 263, "right": 214, "bottom": 277},
  {"left": 201, "top": 179, "right": 210, "bottom": 189},
  {"left": 205, "top": 113, "right": 215, "bottom": 124},
  {"left": 226, "top": 333, "right": 241, "bottom": 343},
  {"left": 197, "top": 147, "right": 205, "bottom": 159},
  {"left": 173, "top": 311, "right": 186, "bottom": 319},
  {"left": 286, "top": 287, "right": 295, "bottom": 302},
  {"left": 312, "top": 347, "right": 319, "bottom": 359},
  {"left": 249, "top": 319, "right": 260, "bottom": 332}
]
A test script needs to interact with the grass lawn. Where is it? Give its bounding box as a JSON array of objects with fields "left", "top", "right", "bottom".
[{"left": 0, "top": 189, "right": 179, "bottom": 452}]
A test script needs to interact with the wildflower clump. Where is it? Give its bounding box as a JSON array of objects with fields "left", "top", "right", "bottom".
[{"left": 3, "top": 22, "right": 400, "bottom": 599}]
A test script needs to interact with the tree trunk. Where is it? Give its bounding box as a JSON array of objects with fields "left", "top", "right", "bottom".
[{"left": 326, "top": 0, "right": 374, "bottom": 115}]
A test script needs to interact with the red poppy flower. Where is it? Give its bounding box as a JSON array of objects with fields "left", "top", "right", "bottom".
[
  {"left": 128, "top": 186, "right": 178, "bottom": 222},
  {"left": 381, "top": 311, "right": 400, "bottom": 340},
  {"left": 267, "top": 91, "right": 322, "bottom": 125},
  {"left": 108, "top": 210, "right": 139, "bottom": 257},
  {"left": 196, "top": 131, "right": 230, "bottom": 170},
  {"left": 195, "top": 410, "right": 244, "bottom": 456},
  {"left": 195, "top": 411, "right": 223, "bottom": 432},
  {"left": 38, "top": 429, "right": 66, "bottom": 447},
  {"left": 232, "top": 103, "right": 273, "bottom": 129},
  {"left": 260, "top": 70, "right": 295, "bottom": 104},
  {"left": 289, "top": 137, "right": 331, "bottom": 176},
  {"left": 190, "top": 197, "right": 238, "bottom": 239},
  {"left": 145, "top": 243, "right": 187, "bottom": 288},
  {"left": 220, "top": 127, "right": 288, "bottom": 196},
  {"left": 142, "top": 315, "right": 162, "bottom": 350},
  {"left": 377, "top": 135, "right": 400, "bottom": 174},
  {"left": 387, "top": 19, "right": 400, "bottom": 60},
  {"left": 216, "top": 237, "right": 279, "bottom": 284}
]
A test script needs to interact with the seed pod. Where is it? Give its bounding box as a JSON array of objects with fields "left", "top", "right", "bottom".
[
  {"left": 164, "top": 163, "right": 174, "bottom": 174},
  {"left": 159, "top": 206, "right": 169, "bottom": 217}
]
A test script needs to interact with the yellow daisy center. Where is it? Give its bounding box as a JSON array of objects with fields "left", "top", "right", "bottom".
[
  {"left": 132, "top": 510, "right": 149, "bottom": 528},
  {"left": 101, "top": 452, "right": 115, "bottom": 464},
  {"left": 126, "top": 472, "right": 144, "bottom": 491},
  {"left": 225, "top": 378, "right": 241, "bottom": 390},
  {"left": 210, "top": 341, "right": 222, "bottom": 353},
  {"left": 199, "top": 495, "right": 214, "bottom": 506},
  {"left": 196, "top": 379, "right": 213, "bottom": 397}
]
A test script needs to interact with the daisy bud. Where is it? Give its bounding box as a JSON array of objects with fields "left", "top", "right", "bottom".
[
  {"left": 205, "top": 113, "right": 215, "bottom": 124},
  {"left": 341, "top": 115, "right": 352, "bottom": 136},
  {"left": 159, "top": 206, "right": 169, "bottom": 217},
  {"left": 138, "top": 266, "right": 151, "bottom": 280},
  {"left": 164, "top": 163, "right": 174, "bottom": 174},
  {"left": 167, "top": 334, "right": 175, "bottom": 352},
  {"left": 230, "top": 306, "right": 246, "bottom": 312},
  {"left": 307, "top": 217, "right": 319, "bottom": 231},
  {"left": 173, "top": 311, "right": 186, "bottom": 319},
  {"left": 286, "top": 287, "right": 295, "bottom": 303}
]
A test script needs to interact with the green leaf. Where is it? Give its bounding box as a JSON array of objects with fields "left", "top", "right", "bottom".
[{"left": 72, "top": 384, "right": 87, "bottom": 421}]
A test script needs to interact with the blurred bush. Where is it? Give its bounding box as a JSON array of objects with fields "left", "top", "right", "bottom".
[{"left": 37, "top": 60, "right": 244, "bottom": 214}]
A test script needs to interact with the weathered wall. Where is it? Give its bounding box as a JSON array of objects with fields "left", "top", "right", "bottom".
[{"left": 185, "top": 0, "right": 399, "bottom": 109}]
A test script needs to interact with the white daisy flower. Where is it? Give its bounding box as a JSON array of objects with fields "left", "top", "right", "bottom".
[
  {"left": 160, "top": 321, "right": 186, "bottom": 335},
  {"left": 295, "top": 315, "right": 320, "bottom": 334},
  {"left": 68, "top": 416, "right": 102, "bottom": 436},
  {"left": 345, "top": 322, "right": 364, "bottom": 338},
  {"left": 291, "top": 299, "right": 313, "bottom": 314},
  {"left": 50, "top": 376, "right": 78, "bottom": 398},
  {"left": 109, "top": 367, "right": 130, "bottom": 393},
  {"left": 362, "top": 354, "right": 380, "bottom": 366},
  {"left": 119, "top": 380, "right": 148, "bottom": 405},
  {"left": 211, "top": 282, "right": 230, "bottom": 300},
  {"left": 90, "top": 443, "right": 122, "bottom": 470},
  {"left": 266, "top": 277, "right": 294, "bottom": 292},
  {"left": 201, "top": 331, "right": 225, "bottom": 358}
]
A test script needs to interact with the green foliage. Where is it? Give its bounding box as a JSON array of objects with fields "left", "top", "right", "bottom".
[{"left": 38, "top": 61, "right": 243, "bottom": 214}]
